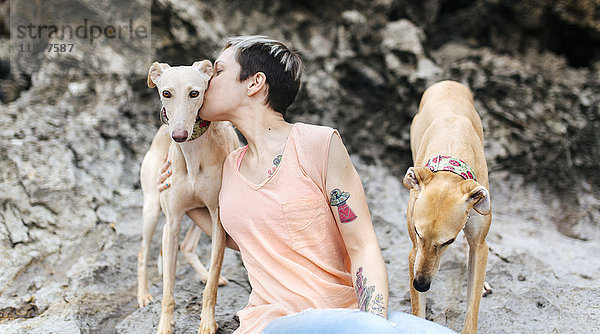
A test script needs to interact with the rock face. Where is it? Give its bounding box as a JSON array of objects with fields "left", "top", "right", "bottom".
[{"left": 1, "top": 0, "right": 599, "bottom": 333}]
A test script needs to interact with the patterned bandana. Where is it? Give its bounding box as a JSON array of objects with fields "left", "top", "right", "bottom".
[
  {"left": 424, "top": 155, "right": 477, "bottom": 181},
  {"left": 189, "top": 118, "right": 211, "bottom": 141}
]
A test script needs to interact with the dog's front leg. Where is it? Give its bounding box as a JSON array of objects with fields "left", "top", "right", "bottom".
[
  {"left": 407, "top": 194, "right": 425, "bottom": 318},
  {"left": 156, "top": 211, "right": 183, "bottom": 334},
  {"left": 408, "top": 246, "right": 425, "bottom": 317},
  {"left": 197, "top": 207, "right": 227, "bottom": 334},
  {"left": 463, "top": 237, "right": 488, "bottom": 334}
]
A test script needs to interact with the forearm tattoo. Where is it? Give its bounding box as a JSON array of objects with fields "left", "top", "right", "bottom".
[
  {"left": 356, "top": 267, "right": 385, "bottom": 317},
  {"left": 267, "top": 154, "right": 282, "bottom": 176},
  {"left": 329, "top": 188, "right": 357, "bottom": 223}
]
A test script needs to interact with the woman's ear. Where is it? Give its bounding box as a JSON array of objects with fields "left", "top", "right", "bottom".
[{"left": 247, "top": 72, "right": 267, "bottom": 96}]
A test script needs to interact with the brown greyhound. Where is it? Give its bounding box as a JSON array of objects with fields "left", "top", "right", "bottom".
[{"left": 403, "top": 80, "right": 492, "bottom": 333}]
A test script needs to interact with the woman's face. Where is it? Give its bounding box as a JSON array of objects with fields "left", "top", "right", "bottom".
[{"left": 199, "top": 47, "right": 247, "bottom": 121}]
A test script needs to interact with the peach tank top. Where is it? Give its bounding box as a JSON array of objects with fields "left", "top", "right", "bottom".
[{"left": 219, "top": 123, "right": 358, "bottom": 333}]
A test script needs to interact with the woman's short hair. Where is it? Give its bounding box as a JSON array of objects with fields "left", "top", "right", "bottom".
[{"left": 221, "top": 35, "right": 304, "bottom": 117}]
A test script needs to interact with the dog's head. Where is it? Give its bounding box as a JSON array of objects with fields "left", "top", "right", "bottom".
[
  {"left": 147, "top": 60, "right": 215, "bottom": 142},
  {"left": 403, "top": 166, "right": 490, "bottom": 292}
]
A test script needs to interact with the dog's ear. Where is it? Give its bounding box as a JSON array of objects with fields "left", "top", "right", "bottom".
[
  {"left": 147, "top": 62, "right": 170, "bottom": 88},
  {"left": 192, "top": 60, "right": 214, "bottom": 76},
  {"left": 403, "top": 167, "right": 434, "bottom": 191},
  {"left": 462, "top": 181, "right": 491, "bottom": 215}
]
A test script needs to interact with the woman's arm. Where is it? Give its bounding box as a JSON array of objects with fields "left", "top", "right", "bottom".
[
  {"left": 325, "top": 133, "right": 389, "bottom": 318},
  {"left": 157, "top": 157, "right": 240, "bottom": 251}
]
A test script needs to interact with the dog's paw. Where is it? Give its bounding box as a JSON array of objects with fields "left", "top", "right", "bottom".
[
  {"left": 482, "top": 281, "right": 492, "bottom": 297},
  {"left": 137, "top": 292, "right": 154, "bottom": 308},
  {"left": 197, "top": 319, "right": 218, "bottom": 334},
  {"left": 156, "top": 318, "right": 174, "bottom": 334},
  {"left": 218, "top": 275, "right": 229, "bottom": 286},
  {"left": 194, "top": 271, "right": 228, "bottom": 286}
]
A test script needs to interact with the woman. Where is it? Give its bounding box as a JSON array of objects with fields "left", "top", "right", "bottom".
[{"left": 157, "top": 35, "right": 454, "bottom": 334}]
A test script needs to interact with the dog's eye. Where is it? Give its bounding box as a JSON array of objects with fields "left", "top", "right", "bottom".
[
  {"left": 162, "top": 90, "right": 171, "bottom": 98},
  {"left": 189, "top": 90, "right": 199, "bottom": 98},
  {"left": 442, "top": 238, "right": 455, "bottom": 247}
]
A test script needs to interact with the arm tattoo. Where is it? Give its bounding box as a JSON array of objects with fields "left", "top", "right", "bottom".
[
  {"left": 267, "top": 154, "right": 282, "bottom": 176},
  {"left": 356, "top": 267, "right": 385, "bottom": 317},
  {"left": 329, "top": 188, "right": 358, "bottom": 223}
]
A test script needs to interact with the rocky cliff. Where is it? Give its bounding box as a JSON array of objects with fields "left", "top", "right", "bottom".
[{"left": 1, "top": 0, "right": 599, "bottom": 333}]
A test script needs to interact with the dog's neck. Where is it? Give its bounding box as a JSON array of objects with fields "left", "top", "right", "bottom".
[{"left": 424, "top": 155, "right": 477, "bottom": 181}]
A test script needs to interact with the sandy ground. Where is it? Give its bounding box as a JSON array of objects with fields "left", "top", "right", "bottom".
[{"left": 1, "top": 158, "right": 598, "bottom": 333}]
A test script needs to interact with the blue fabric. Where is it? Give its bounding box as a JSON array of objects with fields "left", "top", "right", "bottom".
[{"left": 262, "top": 308, "right": 457, "bottom": 334}]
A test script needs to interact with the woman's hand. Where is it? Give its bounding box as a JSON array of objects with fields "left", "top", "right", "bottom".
[{"left": 157, "top": 153, "right": 172, "bottom": 192}]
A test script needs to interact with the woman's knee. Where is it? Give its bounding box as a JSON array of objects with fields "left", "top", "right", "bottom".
[
  {"left": 263, "top": 308, "right": 400, "bottom": 334},
  {"left": 387, "top": 311, "right": 457, "bottom": 333}
]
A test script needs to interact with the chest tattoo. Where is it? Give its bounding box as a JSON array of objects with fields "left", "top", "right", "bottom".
[{"left": 267, "top": 154, "right": 283, "bottom": 176}]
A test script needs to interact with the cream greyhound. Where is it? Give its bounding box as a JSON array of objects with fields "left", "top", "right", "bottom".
[
  {"left": 138, "top": 60, "right": 238, "bottom": 334},
  {"left": 403, "top": 80, "right": 492, "bottom": 333}
]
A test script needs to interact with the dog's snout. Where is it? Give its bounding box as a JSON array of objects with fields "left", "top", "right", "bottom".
[
  {"left": 172, "top": 130, "right": 189, "bottom": 143},
  {"left": 413, "top": 278, "right": 431, "bottom": 292}
]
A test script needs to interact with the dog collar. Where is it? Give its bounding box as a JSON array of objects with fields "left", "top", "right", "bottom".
[
  {"left": 189, "top": 117, "right": 210, "bottom": 141},
  {"left": 425, "top": 155, "right": 477, "bottom": 181},
  {"left": 160, "top": 106, "right": 210, "bottom": 141}
]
